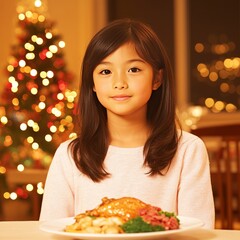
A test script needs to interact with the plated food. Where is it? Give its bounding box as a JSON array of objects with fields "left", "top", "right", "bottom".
[{"left": 65, "top": 197, "right": 180, "bottom": 234}]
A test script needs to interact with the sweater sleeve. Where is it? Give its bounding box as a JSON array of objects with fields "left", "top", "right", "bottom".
[
  {"left": 39, "top": 141, "right": 75, "bottom": 221},
  {"left": 177, "top": 136, "right": 215, "bottom": 229}
]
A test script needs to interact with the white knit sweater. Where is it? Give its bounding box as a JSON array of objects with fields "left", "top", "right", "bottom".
[{"left": 40, "top": 131, "right": 215, "bottom": 229}]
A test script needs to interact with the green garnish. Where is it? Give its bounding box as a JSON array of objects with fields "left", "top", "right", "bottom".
[{"left": 121, "top": 216, "right": 165, "bottom": 233}]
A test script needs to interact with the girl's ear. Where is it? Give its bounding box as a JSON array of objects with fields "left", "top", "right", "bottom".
[
  {"left": 93, "top": 85, "right": 96, "bottom": 92},
  {"left": 152, "top": 69, "right": 163, "bottom": 90}
]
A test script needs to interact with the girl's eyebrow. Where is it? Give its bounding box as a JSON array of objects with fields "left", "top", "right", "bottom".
[
  {"left": 126, "top": 59, "right": 146, "bottom": 64},
  {"left": 98, "top": 58, "right": 146, "bottom": 65}
]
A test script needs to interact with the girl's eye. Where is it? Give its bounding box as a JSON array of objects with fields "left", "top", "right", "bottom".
[
  {"left": 129, "top": 67, "right": 140, "bottom": 73},
  {"left": 100, "top": 69, "right": 111, "bottom": 75}
]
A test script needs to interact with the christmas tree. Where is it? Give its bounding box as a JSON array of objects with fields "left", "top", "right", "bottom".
[{"left": 0, "top": 0, "right": 77, "bottom": 203}]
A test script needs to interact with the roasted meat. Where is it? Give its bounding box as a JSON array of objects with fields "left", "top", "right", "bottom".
[{"left": 76, "top": 197, "right": 150, "bottom": 222}]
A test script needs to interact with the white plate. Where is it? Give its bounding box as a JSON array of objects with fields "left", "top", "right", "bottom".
[{"left": 39, "top": 216, "right": 203, "bottom": 240}]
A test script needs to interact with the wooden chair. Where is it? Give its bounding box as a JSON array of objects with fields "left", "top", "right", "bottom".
[{"left": 191, "top": 124, "right": 240, "bottom": 229}]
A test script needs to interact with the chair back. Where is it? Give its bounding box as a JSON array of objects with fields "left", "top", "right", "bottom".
[{"left": 191, "top": 124, "right": 240, "bottom": 229}]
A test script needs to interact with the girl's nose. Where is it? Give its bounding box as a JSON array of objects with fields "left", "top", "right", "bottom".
[{"left": 113, "top": 74, "right": 128, "bottom": 89}]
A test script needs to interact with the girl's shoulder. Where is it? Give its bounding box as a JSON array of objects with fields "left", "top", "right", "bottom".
[
  {"left": 55, "top": 139, "right": 73, "bottom": 154},
  {"left": 178, "top": 129, "right": 205, "bottom": 147},
  {"left": 52, "top": 139, "right": 76, "bottom": 167}
]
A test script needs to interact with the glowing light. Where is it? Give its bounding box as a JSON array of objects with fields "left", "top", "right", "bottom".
[
  {"left": 10, "top": 192, "right": 18, "bottom": 200},
  {"left": 4, "top": 135, "right": 13, "bottom": 147},
  {"left": 49, "top": 45, "right": 58, "bottom": 53},
  {"left": 39, "top": 95, "right": 46, "bottom": 101},
  {"left": 224, "top": 58, "right": 233, "bottom": 69},
  {"left": 35, "top": 0, "right": 42, "bottom": 7},
  {"left": 65, "top": 115, "right": 73, "bottom": 122},
  {"left": 26, "top": 53, "right": 35, "bottom": 60},
  {"left": 30, "top": 69, "right": 37, "bottom": 77},
  {"left": 225, "top": 103, "right": 237, "bottom": 112},
  {"left": 18, "top": 13, "right": 25, "bottom": 21},
  {"left": 65, "top": 90, "right": 77, "bottom": 102},
  {"left": 46, "top": 51, "right": 53, "bottom": 58},
  {"left": 24, "top": 66, "right": 31, "bottom": 73},
  {"left": 67, "top": 102, "right": 74, "bottom": 109},
  {"left": 26, "top": 11, "right": 33, "bottom": 18},
  {"left": 214, "top": 101, "right": 225, "bottom": 111},
  {"left": 52, "top": 107, "right": 62, "bottom": 117},
  {"left": 50, "top": 125, "right": 57, "bottom": 133},
  {"left": 39, "top": 102, "right": 46, "bottom": 109},
  {"left": 42, "top": 78, "right": 49, "bottom": 86},
  {"left": 205, "top": 98, "right": 214, "bottom": 108},
  {"left": 31, "top": 87, "right": 38, "bottom": 95},
  {"left": 59, "top": 125, "right": 65, "bottom": 132},
  {"left": 58, "top": 41, "right": 65, "bottom": 48},
  {"left": 3, "top": 192, "right": 10, "bottom": 199},
  {"left": 40, "top": 71, "right": 47, "bottom": 78},
  {"left": 20, "top": 123, "right": 27, "bottom": 131},
  {"left": 232, "top": 57, "right": 240, "bottom": 69},
  {"left": 17, "top": 164, "right": 24, "bottom": 172},
  {"left": 0, "top": 166, "right": 6, "bottom": 174},
  {"left": 11, "top": 81, "right": 19, "bottom": 88},
  {"left": 26, "top": 184, "right": 34, "bottom": 192},
  {"left": 57, "top": 93, "right": 64, "bottom": 100},
  {"left": 38, "top": 15, "right": 45, "bottom": 22},
  {"left": 46, "top": 32, "right": 52, "bottom": 39},
  {"left": 8, "top": 76, "right": 15, "bottom": 83},
  {"left": 37, "top": 182, "right": 44, "bottom": 194},
  {"left": 220, "top": 83, "right": 230, "bottom": 93},
  {"left": 69, "top": 132, "right": 77, "bottom": 139},
  {"left": 32, "top": 123, "right": 40, "bottom": 132},
  {"left": 31, "top": 35, "right": 38, "bottom": 42},
  {"left": 12, "top": 98, "right": 19, "bottom": 106},
  {"left": 24, "top": 43, "right": 35, "bottom": 51},
  {"left": 32, "top": 142, "right": 39, "bottom": 149},
  {"left": 27, "top": 136, "right": 34, "bottom": 143},
  {"left": 212, "top": 43, "right": 229, "bottom": 55},
  {"left": 45, "top": 134, "right": 52, "bottom": 142},
  {"left": 209, "top": 72, "right": 218, "bottom": 82},
  {"left": 47, "top": 71, "right": 54, "bottom": 78},
  {"left": 36, "top": 37, "right": 43, "bottom": 45},
  {"left": 27, "top": 120, "right": 34, "bottom": 127},
  {"left": 1, "top": 116, "right": 8, "bottom": 124},
  {"left": 11, "top": 87, "right": 18, "bottom": 93},
  {"left": 199, "top": 67, "right": 209, "bottom": 77},
  {"left": 19, "top": 60, "right": 26, "bottom": 67},
  {"left": 7, "top": 65, "right": 14, "bottom": 72},
  {"left": 195, "top": 43, "right": 204, "bottom": 53},
  {"left": 37, "top": 187, "right": 44, "bottom": 195}
]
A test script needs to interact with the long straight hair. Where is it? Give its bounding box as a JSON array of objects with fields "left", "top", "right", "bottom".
[{"left": 69, "top": 18, "right": 180, "bottom": 182}]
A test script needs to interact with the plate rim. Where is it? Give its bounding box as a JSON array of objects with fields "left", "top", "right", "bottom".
[{"left": 39, "top": 215, "right": 204, "bottom": 239}]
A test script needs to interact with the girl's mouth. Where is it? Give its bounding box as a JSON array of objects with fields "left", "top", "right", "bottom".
[{"left": 111, "top": 95, "right": 131, "bottom": 101}]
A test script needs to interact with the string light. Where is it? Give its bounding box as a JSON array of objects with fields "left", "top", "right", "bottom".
[
  {"left": 17, "top": 164, "right": 25, "bottom": 172},
  {"left": 194, "top": 38, "right": 239, "bottom": 113},
  {"left": 34, "top": 0, "right": 42, "bottom": 8}
]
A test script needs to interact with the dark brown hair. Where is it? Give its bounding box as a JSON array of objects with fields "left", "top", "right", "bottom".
[{"left": 69, "top": 18, "right": 180, "bottom": 182}]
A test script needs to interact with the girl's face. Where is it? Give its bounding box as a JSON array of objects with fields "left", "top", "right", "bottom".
[{"left": 93, "top": 42, "right": 161, "bottom": 120}]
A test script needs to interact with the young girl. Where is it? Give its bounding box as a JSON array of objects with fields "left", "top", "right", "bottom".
[{"left": 40, "top": 19, "right": 215, "bottom": 228}]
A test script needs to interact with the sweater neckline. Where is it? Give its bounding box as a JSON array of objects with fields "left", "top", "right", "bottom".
[{"left": 108, "top": 145, "right": 144, "bottom": 153}]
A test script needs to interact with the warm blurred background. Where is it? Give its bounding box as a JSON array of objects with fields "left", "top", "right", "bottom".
[{"left": 0, "top": 0, "right": 239, "bottom": 230}]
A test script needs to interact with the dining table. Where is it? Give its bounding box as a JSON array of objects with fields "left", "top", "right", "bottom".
[{"left": 1, "top": 220, "right": 240, "bottom": 240}]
